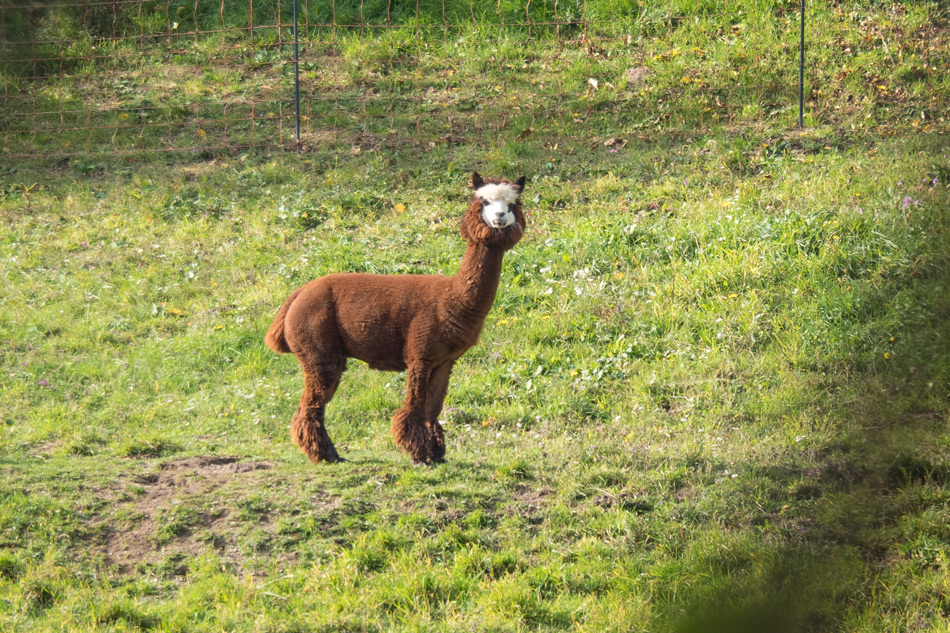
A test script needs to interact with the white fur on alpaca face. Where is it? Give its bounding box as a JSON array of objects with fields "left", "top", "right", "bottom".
[{"left": 476, "top": 183, "right": 519, "bottom": 229}]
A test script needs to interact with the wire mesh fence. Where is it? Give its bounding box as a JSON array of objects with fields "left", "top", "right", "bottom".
[
  {"left": 1, "top": 0, "right": 298, "bottom": 158},
  {"left": 0, "top": 1, "right": 947, "bottom": 161}
]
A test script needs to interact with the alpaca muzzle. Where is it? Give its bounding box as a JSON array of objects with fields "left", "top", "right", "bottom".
[{"left": 481, "top": 199, "right": 515, "bottom": 229}]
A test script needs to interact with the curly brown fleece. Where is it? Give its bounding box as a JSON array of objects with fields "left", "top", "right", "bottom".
[{"left": 265, "top": 172, "right": 527, "bottom": 464}]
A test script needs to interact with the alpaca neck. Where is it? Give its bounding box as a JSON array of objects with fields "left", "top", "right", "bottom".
[{"left": 450, "top": 241, "right": 506, "bottom": 318}]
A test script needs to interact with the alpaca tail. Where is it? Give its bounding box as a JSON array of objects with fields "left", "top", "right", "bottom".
[{"left": 264, "top": 287, "right": 303, "bottom": 354}]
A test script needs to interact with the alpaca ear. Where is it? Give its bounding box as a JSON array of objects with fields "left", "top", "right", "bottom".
[
  {"left": 514, "top": 175, "right": 527, "bottom": 192},
  {"left": 472, "top": 172, "right": 485, "bottom": 190}
]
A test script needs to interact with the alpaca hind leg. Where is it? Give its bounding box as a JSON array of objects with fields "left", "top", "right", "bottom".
[
  {"left": 292, "top": 355, "right": 345, "bottom": 464},
  {"left": 424, "top": 360, "right": 454, "bottom": 462},
  {"left": 391, "top": 364, "right": 434, "bottom": 464}
]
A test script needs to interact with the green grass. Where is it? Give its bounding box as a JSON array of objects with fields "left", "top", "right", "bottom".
[{"left": 2, "top": 0, "right": 950, "bottom": 631}]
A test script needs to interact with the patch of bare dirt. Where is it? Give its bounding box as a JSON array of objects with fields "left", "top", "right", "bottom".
[
  {"left": 506, "top": 486, "right": 556, "bottom": 525},
  {"left": 592, "top": 492, "right": 654, "bottom": 513},
  {"left": 624, "top": 66, "right": 652, "bottom": 87},
  {"left": 29, "top": 441, "right": 62, "bottom": 458},
  {"left": 92, "top": 456, "right": 274, "bottom": 575}
]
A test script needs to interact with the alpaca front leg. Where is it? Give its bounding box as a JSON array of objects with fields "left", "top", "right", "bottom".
[
  {"left": 424, "top": 361, "right": 455, "bottom": 462},
  {"left": 391, "top": 364, "right": 434, "bottom": 464}
]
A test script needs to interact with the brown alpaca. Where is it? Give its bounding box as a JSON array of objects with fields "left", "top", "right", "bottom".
[{"left": 265, "top": 172, "right": 527, "bottom": 464}]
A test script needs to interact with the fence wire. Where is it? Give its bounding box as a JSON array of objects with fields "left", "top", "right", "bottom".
[{"left": 0, "top": 1, "right": 947, "bottom": 160}]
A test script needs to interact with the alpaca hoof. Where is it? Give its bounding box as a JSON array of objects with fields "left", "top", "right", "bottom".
[
  {"left": 303, "top": 443, "right": 345, "bottom": 465},
  {"left": 424, "top": 422, "right": 446, "bottom": 462},
  {"left": 323, "top": 444, "right": 344, "bottom": 463},
  {"left": 306, "top": 453, "right": 345, "bottom": 465}
]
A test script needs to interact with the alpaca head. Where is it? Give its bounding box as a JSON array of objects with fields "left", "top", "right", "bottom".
[{"left": 460, "top": 172, "right": 527, "bottom": 250}]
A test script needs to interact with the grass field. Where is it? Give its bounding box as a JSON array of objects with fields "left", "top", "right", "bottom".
[{"left": 2, "top": 0, "right": 950, "bottom": 631}]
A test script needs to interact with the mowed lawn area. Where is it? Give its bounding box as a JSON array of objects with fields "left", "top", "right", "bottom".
[{"left": 1, "top": 0, "right": 949, "bottom": 631}]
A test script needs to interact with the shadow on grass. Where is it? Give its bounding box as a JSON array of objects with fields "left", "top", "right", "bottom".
[{"left": 668, "top": 178, "right": 950, "bottom": 629}]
